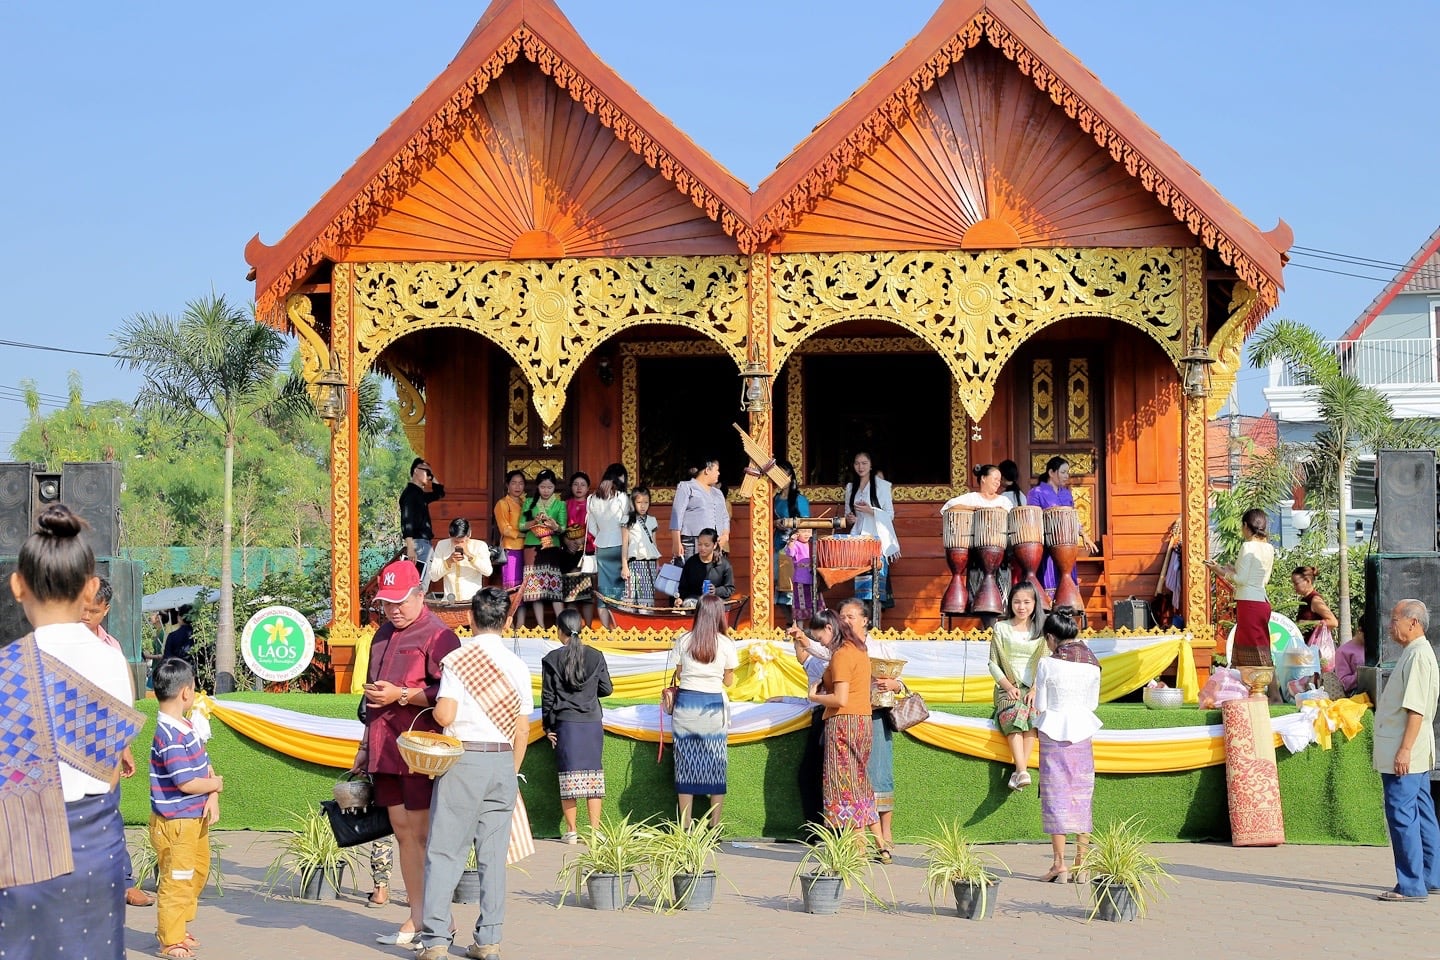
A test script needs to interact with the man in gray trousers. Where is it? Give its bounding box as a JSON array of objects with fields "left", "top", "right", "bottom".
[{"left": 417, "top": 588, "right": 533, "bottom": 960}]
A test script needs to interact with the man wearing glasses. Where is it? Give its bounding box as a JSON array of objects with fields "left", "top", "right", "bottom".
[{"left": 1374, "top": 599, "right": 1440, "bottom": 901}]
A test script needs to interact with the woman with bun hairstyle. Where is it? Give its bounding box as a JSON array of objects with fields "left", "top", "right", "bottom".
[
  {"left": 0, "top": 505, "right": 140, "bottom": 960},
  {"left": 942, "top": 463, "right": 1014, "bottom": 512},
  {"left": 1206, "top": 508, "right": 1278, "bottom": 699}
]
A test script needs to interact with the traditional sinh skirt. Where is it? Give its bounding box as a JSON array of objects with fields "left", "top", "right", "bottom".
[
  {"left": 522, "top": 546, "right": 566, "bottom": 603},
  {"left": 868, "top": 712, "right": 895, "bottom": 813},
  {"left": 1232, "top": 599, "right": 1274, "bottom": 667},
  {"left": 501, "top": 548, "right": 525, "bottom": 590},
  {"left": 671, "top": 689, "right": 728, "bottom": 796},
  {"left": 823, "top": 713, "right": 878, "bottom": 829},
  {"left": 625, "top": 558, "right": 657, "bottom": 605},
  {"left": 595, "top": 545, "right": 624, "bottom": 606},
  {"left": 791, "top": 579, "right": 824, "bottom": 624},
  {"left": 0, "top": 791, "right": 128, "bottom": 960},
  {"left": 1039, "top": 733, "right": 1095, "bottom": 835},
  {"left": 554, "top": 719, "right": 605, "bottom": 799}
]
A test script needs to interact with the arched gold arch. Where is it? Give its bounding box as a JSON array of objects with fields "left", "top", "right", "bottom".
[
  {"left": 349, "top": 257, "right": 751, "bottom": 429},
  {"left": 769, "top": 247, "right": 1197, "bottom": 423}
]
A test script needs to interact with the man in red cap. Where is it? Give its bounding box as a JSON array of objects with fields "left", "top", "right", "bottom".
[{"left": 352, "top": 559, "right": 460, "bottom": 946}]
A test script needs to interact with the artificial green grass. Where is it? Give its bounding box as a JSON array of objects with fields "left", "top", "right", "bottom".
[{"left": 120, "top": 694, "right": 1387, "bottom": 845}]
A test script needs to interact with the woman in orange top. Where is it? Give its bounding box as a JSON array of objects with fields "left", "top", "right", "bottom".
[
  {"left": 493, "top": 470, "right": 527, "bottom": 628},
  {"left": 808, "top": 609, "right": 886, "bottom": 855}
]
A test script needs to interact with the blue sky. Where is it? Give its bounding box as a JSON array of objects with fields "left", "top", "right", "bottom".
[{"left": 3, "top": 0, "right": 1437, "bottom": 454}]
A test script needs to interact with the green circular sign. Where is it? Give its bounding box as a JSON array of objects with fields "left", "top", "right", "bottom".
[{"left": 241, "top": 605, "right": 316, "bottom": 682}]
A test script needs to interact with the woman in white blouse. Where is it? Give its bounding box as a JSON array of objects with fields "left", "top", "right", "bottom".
[
  {"left": 586, "top": 463, "right": 631, "bottom": 628},
  {"left": 1032, "top": 606, "right": 1102, "bottom": 883},
  {"left": 1205, "top": 508, "right": 1278, "bottom": 700},
  {"left": 844, "top": 452, "right": 900, "bottom": 610}
]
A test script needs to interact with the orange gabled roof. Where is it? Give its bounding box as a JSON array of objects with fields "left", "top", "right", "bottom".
[
  {"left": 749, "top": 0, "right": 1291, "bottom": 325},
  {"left": 1338, "top": 224, "right": 1440, "bottom": 343},
  {"left": 245, "top": 0, "right": 752, "bottom": 330}
]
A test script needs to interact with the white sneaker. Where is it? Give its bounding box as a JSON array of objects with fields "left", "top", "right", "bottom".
[{"left": 561, "top": 831, "right": 579, "bottom": 845}]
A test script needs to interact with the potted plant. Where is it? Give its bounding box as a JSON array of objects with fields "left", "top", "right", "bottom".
[
  {"left": 916, "top": 818, "right": 1008, "bottom": 920},
  {"left": 648, "top": 817, "right": 730, "bottom": 912},
  {"left": 261, "top": 807, "right": 364, "bottom": 900},
  {"left": 453, "top": 845, "right": 481, "bottom": 904},
  {"left": 789, "top": 823, "right": 891, "bottom": 915},
  {"left": 555, "top": 812, "right": 656, "bottom": 910},
  {"left": 1078, "top": 816, "right": 1174, "bottom": 922}
]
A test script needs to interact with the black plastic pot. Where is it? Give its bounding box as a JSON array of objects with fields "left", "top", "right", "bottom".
[
  {"left": 799, "top": 873, "right": 844, "bottom": 914},
  {"left": 300, "top": 864, "right": 345, "bottom": 900},
  {"left": 585, "top": 872, "right": 633, "bottom": 910},
  {"left": 1092, "top": 880, "right": 1139, "bottom": 921},
  {"left": 453, "top": 869, "right": 481, "bottom": 904},
  {"left": 672, "top": 871, "right": 717, "bottom": 910},
  {"left": 952, "top": 879, "right": 999, "bottom": 919}
]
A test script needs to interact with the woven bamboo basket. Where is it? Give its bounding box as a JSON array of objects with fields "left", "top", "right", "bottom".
[{"left": 396, "top": 709, "right": 463, "bottom": 779}]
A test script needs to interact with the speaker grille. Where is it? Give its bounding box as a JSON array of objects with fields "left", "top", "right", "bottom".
[
  {"left": 61, "top": 462, "right": 121, "bottom": 557},
  {"left": 1364, "top": 552, "right": 1440, "bottom": 665},
  {"left": 1376, "top": 450, "right": 1437, "bottom": 553},
  {"left": 0, "top": 463, "right": 32, "bottom": 555}
]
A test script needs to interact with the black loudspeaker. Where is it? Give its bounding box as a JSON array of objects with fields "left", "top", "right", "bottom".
[
  {"left": 1376, "top": 449, "right": 1438, "bottom": 553},
  {"left": 61, "top": 462, "right": 121, "bottom": 558},
  {"left": 0, "top": 463, "right": 32, "bottom": 555},
  {"left": 1364, "top": 552, "right": 1440, "bottom": 665},
  {"left": 0, "top": 556, "right": 144, "bottom": 699},
  {"left": 1113, "top": 597, "right": 1155, "bottom": 631}
]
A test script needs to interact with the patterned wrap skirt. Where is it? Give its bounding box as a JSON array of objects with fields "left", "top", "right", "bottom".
[
  {"left": 522, "top": 547, "right": 566, "bottom": 602},
  {"left": 791, "top": 580, "right": 824, "bottom": 623},
  {"left": 595, "top": 545, "right": 624, "bottom": 606},
  {"left": 501, "top": 548, "right": 525, "bottom": 590},
  {"left": 554, "top": 719, "right": 606, "bottom": 799},
  {"left": 625, "top": 558, "right": 657, "bottom": 605},
  {"left": 671, "top": 689, "right": 728, "bottom": 795},
  {"left": 822, "top": 714, "right": 879, "bottom": 829},
  {"left": 1039, "top": 732, "right": 1095, "bottom": 835},
  {"left": 1232, "top": 599, "right": 1274, "bottom": 667},
  {"left": 0, "top": 791, "right": 128, "bottom": 960},
  {"left": 868, "top": 712, "right": 895, "bottom": 813}
]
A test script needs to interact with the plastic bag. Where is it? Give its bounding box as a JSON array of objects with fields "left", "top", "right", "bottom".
[
  {"left": 1199, "top": 666, "right": 1248, "bottom": 709},
  {"left": 1308, "top": 623, "right": 1336, "bottom": 671}
]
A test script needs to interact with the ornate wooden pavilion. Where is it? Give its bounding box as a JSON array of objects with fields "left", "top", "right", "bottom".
[{"left": 246, "top": 0, "right": 1289, "bottom": 655}]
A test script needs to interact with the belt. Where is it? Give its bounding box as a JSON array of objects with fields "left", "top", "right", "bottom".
[{"left": 462, "top": 742, "right": 513, "bottom": 753}]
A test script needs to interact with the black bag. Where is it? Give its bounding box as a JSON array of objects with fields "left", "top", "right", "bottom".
[{"left": 320, "top": 799, "right": 393, "bottom": 848}]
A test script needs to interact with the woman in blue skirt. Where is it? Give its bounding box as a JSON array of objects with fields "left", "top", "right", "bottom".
[{"left": 668, "top": 594, "right": 739, "bottom": 828}]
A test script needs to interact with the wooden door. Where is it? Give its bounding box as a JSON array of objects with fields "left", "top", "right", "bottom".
[{"left": 1013, "top": 349, "right": 1105, "bottom": 544}]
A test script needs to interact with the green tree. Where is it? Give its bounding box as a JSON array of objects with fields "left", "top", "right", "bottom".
[
  {"left": 115, "top": 293, "right": 312, "bottom": 692},
  {"left": 1248, "top": 318, "right": 1440, "bottom": 645}
]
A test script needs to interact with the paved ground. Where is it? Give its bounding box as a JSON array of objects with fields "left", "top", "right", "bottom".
[{"left": 122, "top": 830, "right": 1432, "bottom": 960}]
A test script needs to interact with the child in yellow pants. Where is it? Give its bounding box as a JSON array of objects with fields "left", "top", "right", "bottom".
[{"left": 149, "top": 658, "right": 223, "bottom": 959}]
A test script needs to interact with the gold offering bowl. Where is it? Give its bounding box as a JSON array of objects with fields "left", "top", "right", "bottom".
[
  {"left": 869, "top": 657, "right": 907, "bottom": 708},
  {"left": 1238, "top": 665, "right": 1274, "bottom": 697}
]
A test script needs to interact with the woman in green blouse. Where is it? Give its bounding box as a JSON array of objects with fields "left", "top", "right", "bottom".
[{"left": 989, "top": 582, "right": 1046, "bottom": 790}]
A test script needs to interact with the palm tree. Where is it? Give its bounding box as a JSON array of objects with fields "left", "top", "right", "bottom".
[
  {"left": 1248, "top": 318, "right": 1440, "bottom": 645},
  {"left": 116, "top": 294, "right": 311, "bottom": 692}
]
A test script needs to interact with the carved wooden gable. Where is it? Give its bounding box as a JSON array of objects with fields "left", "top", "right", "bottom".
[
  {"left": 349, "top": 61, "right": 737, "bottom": 263},
  {"left": 775, "top": 45, "right": 1193, "bottom": 253}
]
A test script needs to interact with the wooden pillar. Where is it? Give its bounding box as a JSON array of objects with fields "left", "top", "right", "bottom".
[
  {"left": 748, "top": 253, "right": 774, "bottom": 631},
  {"left": 330, "top": 263, "right": 361, "bottom": 627},
  {"left": 1180, "top": 248, "right": 1210, "bottom": 635}
]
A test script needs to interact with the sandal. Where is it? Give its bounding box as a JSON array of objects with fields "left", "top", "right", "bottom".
[
  {"left": 157, "top": 945, "right": 197, "bottom": 960},
  {"left": 182, "top": 935, "right": 201, "bottom": 949},
  {"left": 367, "top": 884, "right": 390, "bottom": 909},
  {"left": 1377, "top": 889, "right": 1427, "bottom": 902},
  {"left": 1039, "top": 864, "right": 1069, "bottom": 883},
  {"left": 877, "top": 848, "right": 893, "bottom": 865}
]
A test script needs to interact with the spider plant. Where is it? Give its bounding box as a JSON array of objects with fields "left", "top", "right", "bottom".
[
  {"left": 647, "top": 816, "right": 734, "bottom": 912},
  {"left": 261, "top": 807, "right": 364, "bottom": 898},
  {"left": 554, "top": 811, "right": 658, "bottom": 908},
  {"left": 789, "top": 822, "right": 892, "bottom": 910},
  {"left": 916, "top": 818, "right": 1008, "bottom": 914},
  {"left": 1078, "top": 815, "right": 1174, "bottom": 921}
]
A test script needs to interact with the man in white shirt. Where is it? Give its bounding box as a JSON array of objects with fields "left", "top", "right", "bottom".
[
  {"left": 426, "top": 518, "right": 494, "bottom": 602},
  {"left": 416, "top": 588, "right": 532, "bottom": 960}
]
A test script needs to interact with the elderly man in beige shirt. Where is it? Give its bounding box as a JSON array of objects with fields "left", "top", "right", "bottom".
[{"left": 1372, "top": 598, "right": 1440, "bottom": 901}]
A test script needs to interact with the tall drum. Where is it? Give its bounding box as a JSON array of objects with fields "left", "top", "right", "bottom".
[
  {"left": 1007, "top": 505, "right": 1045, "bottom": 597},
  {"left": 971, "top": 507, "right": 1009, "bottom": 614},
  {"left": 1043, "top": 506, "right": 1083, "bottom": 609},
  {"left": 941, "top": 507, "right": 974, "bottom": 615}
]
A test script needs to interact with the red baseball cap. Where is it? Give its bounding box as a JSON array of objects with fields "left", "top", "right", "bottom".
[{"left": 375, "top": 560, "right": 421, "bottom": 603}]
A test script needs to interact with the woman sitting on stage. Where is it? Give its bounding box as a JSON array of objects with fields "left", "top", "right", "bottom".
[
  {"left": 808, "top": 608, "right": 887, "bottom": 853},
  {"left": 668, "top": 595, "right": 739, "bottom": 828},
  {"left": 1027, "top": 456, "right": 1098, "bottom": 597},
  {"left": 1205, "top": 508, "right": 1278, "bottom": 700},
  {"left": 678, "top": 528, "right": 735, "bottom": 601},
  {"left": 989, "top": 582, "right": 1047, "bottom": 790},
  {"left": 1033, "top": 606, "right": 1102, "bottom": 883}
]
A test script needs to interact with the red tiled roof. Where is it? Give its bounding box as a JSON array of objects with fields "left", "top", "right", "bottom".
[
  {"left": 1338, "top": 224, "right": 1440, "bottom": 343},
  {"left": 1205, "top": 414, "right": 1279, "bottom": 481}
]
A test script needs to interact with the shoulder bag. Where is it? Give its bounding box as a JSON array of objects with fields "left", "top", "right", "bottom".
[
  {"left": 320, "top": 799, "right": 393, "bottom": 848},
  {"left": 889, "top": 683, "right": 930, "bottom": 731}
]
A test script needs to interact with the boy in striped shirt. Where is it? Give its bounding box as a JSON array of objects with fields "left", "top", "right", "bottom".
[{"left": 149, "top": 657, "right": 224, "bottom": 960}]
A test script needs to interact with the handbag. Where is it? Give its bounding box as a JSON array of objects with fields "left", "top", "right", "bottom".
[
  {"left": 654, "top": 559, "right": 684, "bottom": 599},
  {"left": 890, "top": 685, "right": 929, "bottom": 731},
  {"left": 578, "top": 553, "right": 598, "bottom": 575},
  {"left": 319, "top": 799, "right": 393, "bottom": 848},
  {"left": 660, "top": 668, "right": 679, "bottom": 715}
]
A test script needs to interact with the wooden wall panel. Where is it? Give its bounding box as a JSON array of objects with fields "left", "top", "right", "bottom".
[{"left": 418, "top": 330, "right": 493, "bottom": 540}]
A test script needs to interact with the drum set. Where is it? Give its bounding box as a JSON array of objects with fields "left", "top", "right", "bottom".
[{"left": 941, "top": 503, "right": 1084, "bottom": 621}]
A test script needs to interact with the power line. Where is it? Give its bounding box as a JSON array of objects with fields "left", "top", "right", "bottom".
[
  {"left": 1290, "top": 245, "right": 1414, "bottom": 271},
  {"left": 1285, "top": 261, "right": 1395, "bottom": 283},
  {"left": 0, "top": 338, "right": 121, "bottom": 359}
]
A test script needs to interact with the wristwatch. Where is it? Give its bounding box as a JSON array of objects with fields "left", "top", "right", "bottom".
[{"left": 398, "top": 687, "right": 412, "bottom": 706}]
